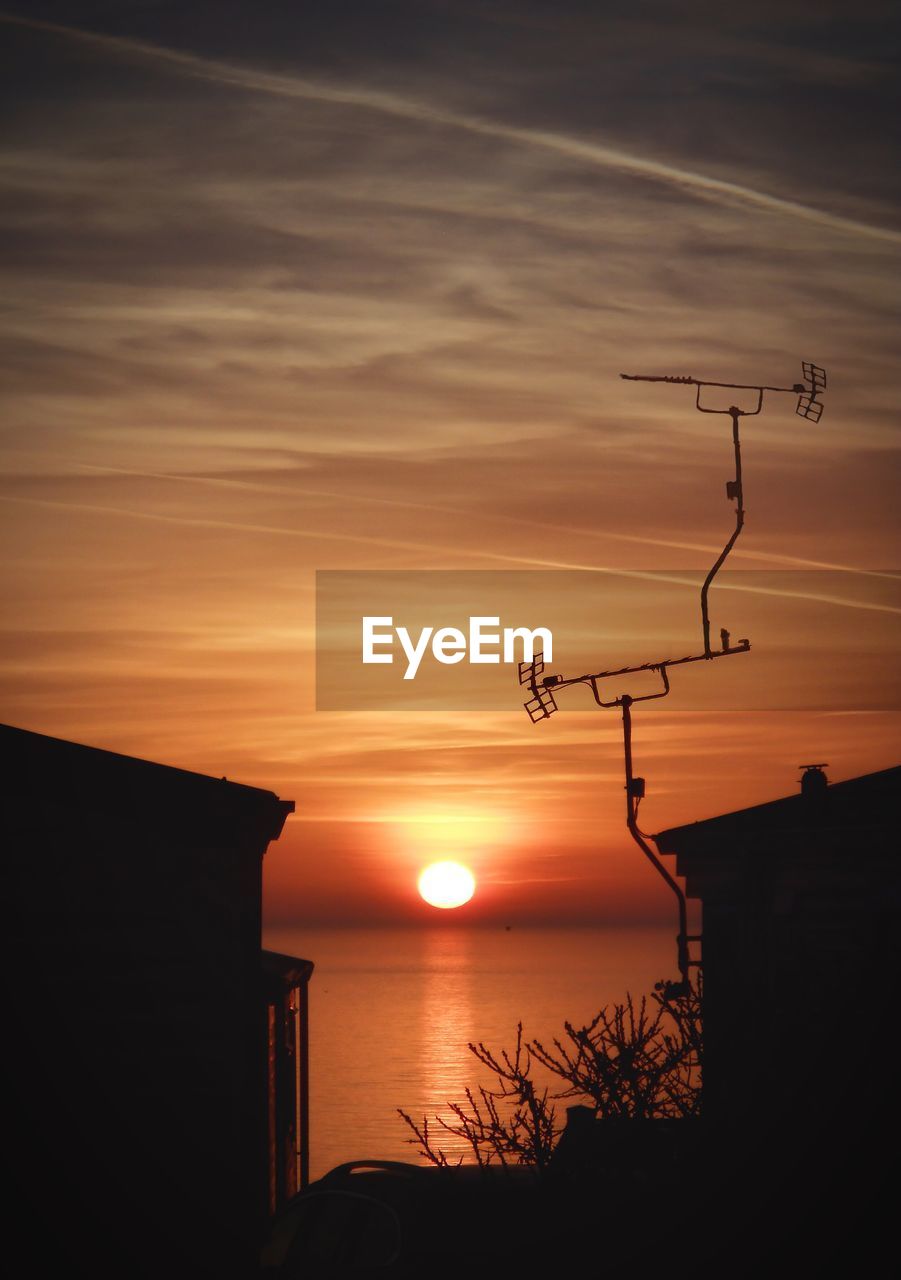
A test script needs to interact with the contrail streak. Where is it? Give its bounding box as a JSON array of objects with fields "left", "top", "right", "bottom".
[
  {"left": 75, "top": 459, "right": 899, "bottom": 579},
  {"left": 3, "top": 12, "right": 899, "bottom": 245},
  {"left": 3, "top": 491, "right": 898, "bottom": 616}
]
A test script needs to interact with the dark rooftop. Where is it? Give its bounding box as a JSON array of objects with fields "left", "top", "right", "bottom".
[
  {"left": 655, "top": 764, "right": 899, "bottom": 856},
  {"left": 262, "top": 949, "right": 314, "bottom": 985},
  {"left": 0, "top": 722, "right": 294, "bottom": 844}
]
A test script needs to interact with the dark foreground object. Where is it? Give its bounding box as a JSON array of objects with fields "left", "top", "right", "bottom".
[
  {"left": 0, "top": 723, "right": 298, "bottom": 1280},
  {"left": 262, "top": 1116, "right": 896, "bottom": 1279}
]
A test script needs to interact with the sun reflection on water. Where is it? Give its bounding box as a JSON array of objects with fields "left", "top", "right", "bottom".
[{"left": 419, "top": 929, "right": 476, "bottom": 1163}]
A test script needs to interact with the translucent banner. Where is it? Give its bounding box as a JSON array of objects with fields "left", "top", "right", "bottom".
[{"left": 315, "top": 569, "right": 900, "bottom": 712}]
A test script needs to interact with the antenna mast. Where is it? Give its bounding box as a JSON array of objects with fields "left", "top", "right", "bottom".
[
  {"left": 520, "top": 360, "right": 827, "bottom": 991},
  {"left": 621, "top": 362, "right": 826, "bottom": 656}
]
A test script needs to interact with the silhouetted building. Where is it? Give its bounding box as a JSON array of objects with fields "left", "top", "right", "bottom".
[
  {"left": 0, "top": 723, "right": 311, "bottom": 1279},
  {"left": 654, "top": 764, "right": 900, "bottom": 1267},
  {"left": 655, "top": 763, "right": 900, "bottom": 1124}
]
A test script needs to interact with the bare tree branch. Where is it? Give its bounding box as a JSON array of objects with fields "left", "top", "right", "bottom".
[{"left": 399, "top": 976, "right": 703, "bottom": 1168}]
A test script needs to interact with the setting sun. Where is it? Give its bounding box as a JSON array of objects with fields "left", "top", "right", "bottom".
[{"left": 417, "top": 861, "right": 476, "bottom": 910}]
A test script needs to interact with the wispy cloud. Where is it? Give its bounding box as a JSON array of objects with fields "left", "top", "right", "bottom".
[
  {"left": 1, "top": 2, "right": 898, "bottom": 924},
  {"left": 2, "top": 11, "right": 898, "bottom": 244}
]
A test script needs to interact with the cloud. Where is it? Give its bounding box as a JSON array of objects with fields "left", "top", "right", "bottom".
[
  {"left": 1, "top": 2, "right": 899, "bottom": 923},
  {"left": 2, "top": 10, "right": 898, "bottom": 244}
]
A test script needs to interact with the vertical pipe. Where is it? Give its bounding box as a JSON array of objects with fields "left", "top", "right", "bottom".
[
  {"left": 621, "top": 697, "right": 691, "bottom": 986},
  {"left": 298, "top": 979, "right": 310, "bottom": 1190},
  {"left": 701, "top": 407, "right": 745, "bottom": 656}
]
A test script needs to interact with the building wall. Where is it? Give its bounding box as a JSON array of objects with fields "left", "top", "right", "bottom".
[
  {"left": 1, "top": 725, "right": 290, "bottom": 1280},
  {"left": 656, "top": 774, "right": 901, "bottom": 1131},
  {"left": 654, "top": 774, "right": 901, "bottom": 1263}
]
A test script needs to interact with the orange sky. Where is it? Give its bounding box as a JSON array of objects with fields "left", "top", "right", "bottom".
[{"left": 1, "top": 6, "right": 898, "bottom": 928}]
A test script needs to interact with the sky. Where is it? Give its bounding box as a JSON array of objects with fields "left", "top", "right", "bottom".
[{"left": 1, "top": 2, "right": 899, "bottom": 929}]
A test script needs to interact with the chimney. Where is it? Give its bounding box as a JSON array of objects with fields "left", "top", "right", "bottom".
[{"left": 799, "top": 763, "right": 829, "bottom": 798}]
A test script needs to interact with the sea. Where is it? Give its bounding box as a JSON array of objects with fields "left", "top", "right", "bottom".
[{"left": 263, "top": 924, "right": 676, "bottom": 1180}]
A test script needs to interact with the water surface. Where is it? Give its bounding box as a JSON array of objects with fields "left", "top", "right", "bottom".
[{"left": 265, "top": 925, "right": 675, "bottom": 1179}]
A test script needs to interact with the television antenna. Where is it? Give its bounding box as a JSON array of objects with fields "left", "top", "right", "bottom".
[
  {"left": 520, "top": 361, "right": 827, "bottom": 991},
  {"left": 622, "top": 361, "right": 826, "bottom": 656}
]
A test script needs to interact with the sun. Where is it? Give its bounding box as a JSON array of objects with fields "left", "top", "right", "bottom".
[{"left": 417, "top": 860, "right": 476, "bottom": 910}]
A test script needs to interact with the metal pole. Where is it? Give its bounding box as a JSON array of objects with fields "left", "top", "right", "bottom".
[
  {"left": 621, "top": 372, "right": 802, "bottom": 394},
  {"left": 621, "top": 696, "right": 690, "bottom": 986},
  {"left": 298, "top": 980, "right": 310, "bottom": 1189},
  {"left": 701, "top": 406, "right": 744, "bottom": 656}
]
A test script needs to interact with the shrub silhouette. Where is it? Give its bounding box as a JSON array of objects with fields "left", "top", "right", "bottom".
[{"left": 399, "top": 977, "right": 701, "bottom": 1169}]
